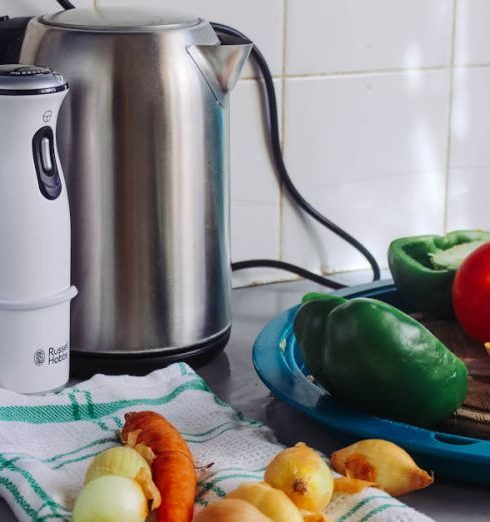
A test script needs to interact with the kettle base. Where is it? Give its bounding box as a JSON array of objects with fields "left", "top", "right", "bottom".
[{"left": 70, "top": 326, "right": 231, "bottom": 378}]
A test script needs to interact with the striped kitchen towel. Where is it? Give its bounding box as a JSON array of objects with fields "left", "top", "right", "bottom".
[{"left": 0, "top": 363, "right": 433, "bottom": 521}]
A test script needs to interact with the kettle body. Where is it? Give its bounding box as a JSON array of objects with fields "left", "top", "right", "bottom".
[
  {"left": 0, "top": 65, "right": 76, "bottom": 392},
  {"left": 20, "top": 8, "right": 252, "bottom": 368}
]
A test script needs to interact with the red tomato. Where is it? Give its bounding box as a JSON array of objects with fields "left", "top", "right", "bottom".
[{"left": 452, "top": 241, "right": 490, "bottom": 343}]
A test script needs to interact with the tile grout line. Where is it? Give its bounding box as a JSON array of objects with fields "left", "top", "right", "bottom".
[
  {"left": 279, "top": 0, "right": 288, "bottom": 264},
  {"left": 281, "top": 65, "right": 448, "bottom": 78},
  {"left": 454, "top": 62, "right": 490, "bottom": 69},
  {"left": 443, "top": 0, "right": 458, "bottom": 233},
  {"left": 239, "top": 62, "right": 490, "bottom": 82}
]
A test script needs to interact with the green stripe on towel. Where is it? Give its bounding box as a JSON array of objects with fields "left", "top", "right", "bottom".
[
  {"left": 337, "top": 495, "right": 398, "bottom": 522},
  {"left": 359, "top": 503, "right": 410, "bottom": 522},
  {"left": 0, "top": 379, "right": 207, "bottom": 424}
]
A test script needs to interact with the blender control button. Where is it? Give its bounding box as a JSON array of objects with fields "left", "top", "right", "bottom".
[
  {"left": 32, "top": 126, "right": 62, "bottom": 200},
  {"left": 41, "top": 137, "right": 53, "bottom": 172}
]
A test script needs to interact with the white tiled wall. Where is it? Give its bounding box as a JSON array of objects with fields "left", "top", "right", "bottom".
[
  {"left": 285, "top": 0, "right": 453, "bottom": 74},
  {"left": 282, "top": 70, "right": 450, "bottom": 274},
  {"left": 4, "top": 0, "right": 489, "bottom": 286}
]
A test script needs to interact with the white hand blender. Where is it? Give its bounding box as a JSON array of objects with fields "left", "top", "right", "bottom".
[{"left": 0, "top": 64, "right": 77, "bottom": 393}]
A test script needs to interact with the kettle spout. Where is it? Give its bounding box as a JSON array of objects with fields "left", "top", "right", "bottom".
[{"left": 188, "top": 35, "right": 252, "bottom": 105}]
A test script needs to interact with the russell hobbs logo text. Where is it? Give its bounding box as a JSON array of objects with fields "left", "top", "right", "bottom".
[
  {"left": 33, "top": 345, "right": 68, "bottom": 366},
  {"left": 49, "top": 345, "right": 68, "bottom": 365}
]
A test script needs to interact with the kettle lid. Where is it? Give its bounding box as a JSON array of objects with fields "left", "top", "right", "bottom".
[
  {"left": 0, "top": 64, "right": 68, "bottom": 95},
  {"left": 40, "top": 6, "right": 200, "bottom": 32}
]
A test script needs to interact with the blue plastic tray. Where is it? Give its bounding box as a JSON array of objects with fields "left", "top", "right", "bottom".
[{"left": 252, "top": 280, "right": 490, "bottom": 485}]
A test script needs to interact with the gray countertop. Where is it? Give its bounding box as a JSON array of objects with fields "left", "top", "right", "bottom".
[{"left": 1, "top": 276, "right": 488, "bottom": 520}]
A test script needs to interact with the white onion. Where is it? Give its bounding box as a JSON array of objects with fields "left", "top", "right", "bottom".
[{"left": 72, "top": 475, "right": 148, "bottom": 522}]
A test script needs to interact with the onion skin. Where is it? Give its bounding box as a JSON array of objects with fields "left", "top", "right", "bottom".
[
  {"left": 331, "top": 439, "right": 433, "bottom": 496},
  {"left": 302, "top": 513, "right": 331, "bottom": 522},
  {"left": 264, "top": 442, "right": 334, "bottom": 512},
  {"left": 226, "top": 482, "right": 303, "bottom": 522},
  {"left": 72, "top": 475, "right": 148, "bottom": 522},
  {"left": 194, "top": 499, "right": 273, "bottom": 522},
  {"left": 333, "top": 477, "right": 375, "bottom": 494}
]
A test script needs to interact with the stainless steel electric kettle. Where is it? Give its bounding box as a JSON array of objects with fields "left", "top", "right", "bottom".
[{"left": 19, "top": 7, "right": 252, "bottom": 373}]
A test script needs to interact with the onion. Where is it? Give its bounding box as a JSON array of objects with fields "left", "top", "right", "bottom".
[
  {"left": 72, "top": 475, "right": 148, "bottom": 522},
  {"left": 195, "top": 498, "right": 273, "bottom": 521},
  {"left": 264, "top": 442, "right": 334, "bottom": 512},
  {"left": 331, "top": 439, "right": 433, "bottom": 496},
  {"left": 226, "top": 482, "right": 303, "bottom": 522},
  {"left": 85, "top": 446, "right": 160, "bottom": 508}
]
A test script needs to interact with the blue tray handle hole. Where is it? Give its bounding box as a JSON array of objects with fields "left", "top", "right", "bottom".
[{"left": 433, "top": 433, "right": 479, "bottom": 445}]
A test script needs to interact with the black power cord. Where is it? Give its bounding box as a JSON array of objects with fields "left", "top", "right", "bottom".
[
  {"left": 56, "top": 0, "right": 75, "bottom": 9},
  {"left": 55, "top": 0, "right": 381, "bottom": 288},
  {"left": 231, "top": 259, "right": 347, "bottom": 290},
  {"left": 211, "top": 22, "right": 380, "bottom": 287}
]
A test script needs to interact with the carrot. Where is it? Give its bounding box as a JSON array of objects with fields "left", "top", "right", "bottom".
[
  {"left": 121, "top": 411, "right": 196, "bottom": 522},
  {"left": 152, "top": 451, "right": 196, "bottom": 522}
]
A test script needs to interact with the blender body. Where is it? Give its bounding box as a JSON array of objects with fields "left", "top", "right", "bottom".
[{"left": 0, "top": 64, "right": 76, "bottom": 393}]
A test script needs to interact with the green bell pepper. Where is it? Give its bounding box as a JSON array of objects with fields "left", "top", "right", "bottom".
[
  {"left": 293, "top": 295, "right": 468, "bottom": 427},
  {"left": 294, "top": 293, "right": 347, "bottom": 388},
  {"left": 388, "top": 229, "right": 490, "bottom": 317}
]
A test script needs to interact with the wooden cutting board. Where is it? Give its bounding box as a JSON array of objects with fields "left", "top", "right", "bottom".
[{"left": 416, "top": 315, "right": 490, "bottom": 439}]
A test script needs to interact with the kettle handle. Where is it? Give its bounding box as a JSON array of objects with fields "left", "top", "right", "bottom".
[{"left": 0, "top": 16, "right": 33, "bottom": 64}]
